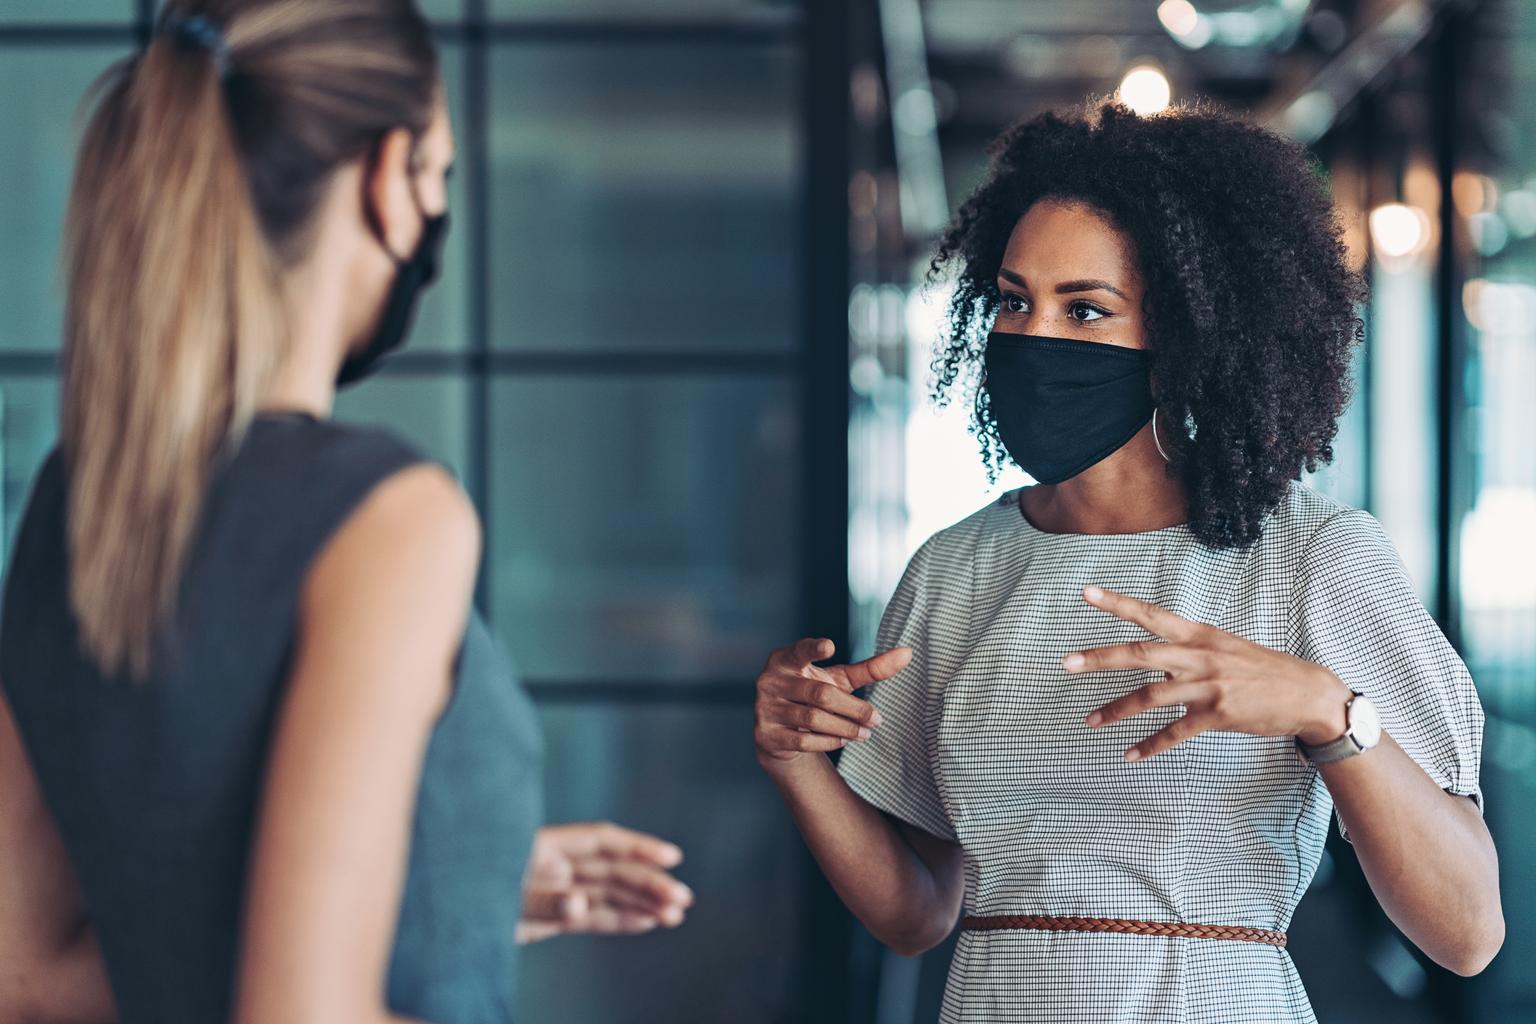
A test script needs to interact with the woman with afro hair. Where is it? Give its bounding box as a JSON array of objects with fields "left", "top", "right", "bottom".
[{"left": 752, "top": 100, "right": 1502, "bottom": 1021}]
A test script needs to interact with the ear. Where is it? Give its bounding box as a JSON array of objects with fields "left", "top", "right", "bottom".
[{"left": 362, "top": 126, "right": 422, "bottom": 260}]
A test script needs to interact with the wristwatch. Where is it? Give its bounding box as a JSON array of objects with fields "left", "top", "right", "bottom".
[{"left": 1296, "top": 690, "right": 1382, "bottom": 764}]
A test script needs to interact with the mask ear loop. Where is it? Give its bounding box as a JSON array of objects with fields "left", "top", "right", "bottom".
[{"left": 1152, "top": 407, "right": 1172, "bottom": 463}]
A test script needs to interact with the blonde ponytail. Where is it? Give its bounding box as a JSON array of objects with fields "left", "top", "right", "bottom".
[{"left": 60, "top": 0, "right": 437, "bottom": 678}]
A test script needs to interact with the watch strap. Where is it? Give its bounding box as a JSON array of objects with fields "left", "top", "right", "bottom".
[
  {"left": 1297, "top": 690, "right": 1367, "bottom": 764},
  {"left": 1296, "top": 731, "right": 1362, "bottom": 764}
]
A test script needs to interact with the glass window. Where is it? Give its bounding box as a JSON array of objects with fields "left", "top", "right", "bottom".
[
  {"left": 1369, "top": 255, "right": 1440, "bottom": 604},
  {"left": 486, "top": 43, "right": 800, "bottom": 352},
  {"left": 488, "top": 375, "right": 798, "bottom": 682},
  {"left": 0, "top": 46, "right": 130, "bottom": 352},
  {"left": 1301, "top": 341, "right": 1369, "bottom": 510},
  {"left": 0, "top": 2, "right": 132, "bottom": 22},
  {"left": 516, "top": 703, "right": 803, "bottom": 1024},
  {"left": 1462, "top": 0, "right": 1536, "bottom": 720},
  {"left": 0, "top": 376, "right": 60, "bottom": 561},
  {"left": 418, "top": 0, "right": 462, "bottom": 21},
  {"left": 332, "top": 374, "right": 473, "bottom": 482}
]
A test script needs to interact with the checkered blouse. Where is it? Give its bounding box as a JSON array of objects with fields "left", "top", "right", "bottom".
[{"left": 838, "top": 480, "right": 1484, "bottom": 1023}]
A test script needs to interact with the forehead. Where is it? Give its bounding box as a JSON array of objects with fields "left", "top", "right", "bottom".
[{"left": 999, "top": 200, "right": 1140, "bottom": 285}]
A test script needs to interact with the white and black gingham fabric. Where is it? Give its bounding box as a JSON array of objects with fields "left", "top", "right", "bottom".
[{"left": 838, "top": 480, "right": 1484, "bottom": 1023}]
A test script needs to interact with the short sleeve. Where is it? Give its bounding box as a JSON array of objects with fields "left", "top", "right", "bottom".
[
  {"left": 1289, "top": 509, "right": 1485, "bottom": 842},
  {"left": 836, "top": 537, "right": 957, "bottom": 842}
]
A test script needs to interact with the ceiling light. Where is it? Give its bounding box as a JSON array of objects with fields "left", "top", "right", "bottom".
[{"left": 1118, "top": 65, "right": 1171, "bottom": 115}]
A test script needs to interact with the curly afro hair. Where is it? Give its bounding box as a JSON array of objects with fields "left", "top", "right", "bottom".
[{"left": 929, "top": 98, "right": 1367, "bottom": 548}]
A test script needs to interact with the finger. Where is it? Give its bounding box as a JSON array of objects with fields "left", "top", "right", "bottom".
[
  {"left": 1081, "top": 586, "right": 1201, "bottom": 642},
  {"left": 803, "top": 662, "right": 854, "bottom": 693},
  {"left": 830, "top": 646, "right": 914, "bottom": 690},
  {"left": 778, "top": 677, "right": 883, "bottom": 727},
  {"left": 522, "top": 841, "right": 576, "bottom": 889},
  {"left": 1063, "top": 640, "right": 1199, "bottom": 675},
  {"left": 554, "top": 888, "right": 661, "bottom": 934},
  {"left": 585, "top": 822, "right": 686, "bottom": 868},
  {"left": 578, "top": 905, "right": 663, "bottom": 935},
  {"left": 1125, "top": 712, "right": 1214, "bottom": 762},
  {"left": 768, "top": 701, "right": 873, "bottom": 742},
  {"left": 776, "top": 637, "right": 835, "bottom": 672},
  {"left": 539, "top": 822, "right": 684, "bottom": 868},
  {"left": 572, "top": 858, "right": 695, "bottom": 908},
  {"left": 516, "top": 920, "right": 562, "bottom": 944},
  {"left": 519, "top": 886, "right": 586, "bottom": 925},
  {"left": 579, "top": 880, "right": 691, "bottom": 927},
  {"left": 757, "top": 726, "right": 850, "bottom": 754},
  {"left": 1085, "top": 679, "right": 1206, "bottom": 729}
]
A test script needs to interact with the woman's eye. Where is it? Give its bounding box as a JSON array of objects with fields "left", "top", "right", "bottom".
[
  {"left": 1003, "top": 294, "right": 1028, "bottom": 314},
  {"left": 1069, "top": 302, "right": 1107, "bottom": 322}
]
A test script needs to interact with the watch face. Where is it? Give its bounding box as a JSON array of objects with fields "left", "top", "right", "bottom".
[{"left": 1349, "top": 694, "right": 1383, "bottom": 748}]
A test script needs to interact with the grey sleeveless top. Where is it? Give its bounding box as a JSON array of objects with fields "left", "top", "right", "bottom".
[{"left": 0, "top": 412, "right": 543, "bottom": 1024}]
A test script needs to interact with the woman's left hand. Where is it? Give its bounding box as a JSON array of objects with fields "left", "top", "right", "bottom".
[
  {"left": 516, "top": 822, "right": 694, "bottom": 944},
  {"left": 1065, "top": 586, "right": 1356, "bottom": 763}
]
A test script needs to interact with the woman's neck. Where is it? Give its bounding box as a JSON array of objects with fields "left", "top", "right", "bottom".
[
  {"left": 260, "top": 350, "right": 337, "bottom": 420},
  {"left": 259, "top": 251, "right": 353, "bottom": 419},
  {"left": 1020, "top": 425, "right": 1188, "bottom": 535}
]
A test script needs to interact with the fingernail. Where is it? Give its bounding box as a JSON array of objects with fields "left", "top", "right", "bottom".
[
  {"left": 1063, "top": 653, "right": 1085, "bottom": 671},
  {"left": 856, "top": 727, "right": 872, "bottom": 741},
  {"left": 1125, "top": 748, "right": 1142, "bottom": 762},
  {"left": 1085, "top": 711, "right": 1102, "bottom": 727},
  {"left": 870, "top": 709, "right": 884, "bottom": 728},
  {"left": 1085, "top": 586, "right": 1103, "bottom": 601}
]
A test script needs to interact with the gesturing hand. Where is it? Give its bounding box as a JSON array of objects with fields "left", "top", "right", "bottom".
[
  {"left": 516, "top": 822, "right": 694, "bottom": 944},
  {"left": 1066, "top": 586, "right": 1354, "bottom": 763},
  {"left": 753, "top": 638, "right": 913, "bottom": 768}
]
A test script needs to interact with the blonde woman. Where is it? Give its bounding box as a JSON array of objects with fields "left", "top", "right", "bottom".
[{"left": 0, "top": 3, "right": 691, "bottom": 1022}]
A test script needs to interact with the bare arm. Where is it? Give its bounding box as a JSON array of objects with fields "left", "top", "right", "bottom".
[
  {"left": 755, "top": 639, "right": 964, "bottom": 956},
  {"left": 232, "top": 464, "right": 480, "bottom": 1024},
  {"left": 1322, "top": 732, "right": 1502, "bottom": 976},
  {"left": 0, "top": 692, "right": 116, "bottom": 1024},
  {"left": 1073, "top": 586, "right": 1503, "bottom": 977}
]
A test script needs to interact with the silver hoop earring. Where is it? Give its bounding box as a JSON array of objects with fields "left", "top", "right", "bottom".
[{"left": 1152, "top": 408, "right": 1172, "bottom": 463}]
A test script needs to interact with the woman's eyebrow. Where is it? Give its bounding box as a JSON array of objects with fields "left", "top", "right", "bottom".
[
  {"left": 1055, "top": 278, "right": 1127, "bottom": 300},
  {"left": 997, "top": 268, "right": 1127, "bottom": 301}
]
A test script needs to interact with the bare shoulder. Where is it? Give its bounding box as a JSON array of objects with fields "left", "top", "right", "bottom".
[
  {"left": 326, "top": 461, "right": 480, "bottom": 565},
  {"left": 297, "top": 463, "right": 482, "bottom": 714}
]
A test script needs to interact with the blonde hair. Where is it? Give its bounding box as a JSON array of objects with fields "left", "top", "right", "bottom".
[{"left": 61, "top": 0, "right": 437, "bottom": 678}]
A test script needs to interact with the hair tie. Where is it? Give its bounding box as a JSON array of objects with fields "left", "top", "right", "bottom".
[{"left": 162, "top": 12, "right": 233, "bottom": 79}]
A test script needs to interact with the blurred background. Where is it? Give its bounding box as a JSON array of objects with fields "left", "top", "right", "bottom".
[{"left": 0, "top": 0, "right": 1531, "bottom": 1021}]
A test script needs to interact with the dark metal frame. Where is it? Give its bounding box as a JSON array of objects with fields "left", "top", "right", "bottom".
[
  {"left": 797, "top": 2, "right": 856, "bottom": 1021},
  {"left": 1430, "top": 10, "right": 1468, "bottom": 653}
]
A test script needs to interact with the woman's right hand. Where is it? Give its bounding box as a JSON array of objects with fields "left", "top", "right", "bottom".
[{"left": 753, "top": 639, "right": 912, "bottom": 769}]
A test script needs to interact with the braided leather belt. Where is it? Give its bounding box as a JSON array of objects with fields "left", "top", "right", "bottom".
[{"left": 962, "top": 915, "right": 1287, "bottom": 948}]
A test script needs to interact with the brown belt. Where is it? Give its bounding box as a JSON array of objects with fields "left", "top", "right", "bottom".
[{"left": 962, "top": 915, "right": 1287, "bottom": 948}]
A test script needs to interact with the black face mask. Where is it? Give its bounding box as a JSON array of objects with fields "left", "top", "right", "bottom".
[
  {"left": 983, "top": 331, "right": 1154, "bottom": 484},
  {"left": 337, "top": 192, "right": 450, "bottom": 388}
]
